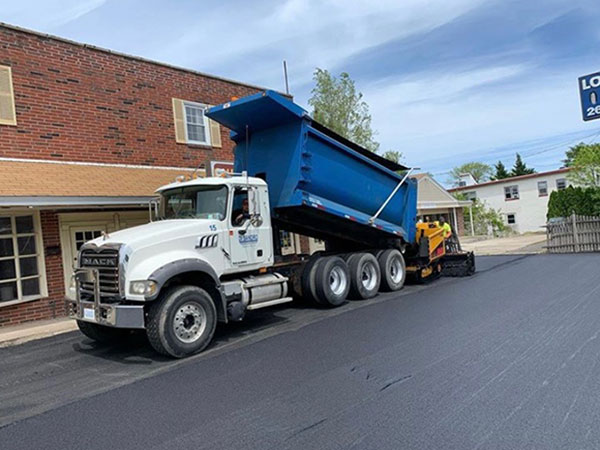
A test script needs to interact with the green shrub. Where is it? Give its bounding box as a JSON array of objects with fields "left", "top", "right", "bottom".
[{"left": 547, "top": 186, "right": 600, "bottom": 219}]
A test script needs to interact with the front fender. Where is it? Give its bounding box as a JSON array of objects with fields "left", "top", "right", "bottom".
[
  {"left": 147, "top": 258, "right": 220, "bottom": 297},
  {"left": 145, "top": 258, "right": 228, "bottom": 323}
]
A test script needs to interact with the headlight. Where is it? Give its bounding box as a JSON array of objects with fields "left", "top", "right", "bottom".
[{"left": 129, "top": 280, "right": 157, "bottom": 296}]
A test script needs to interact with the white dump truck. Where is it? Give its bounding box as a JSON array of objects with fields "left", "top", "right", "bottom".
[{"left": 67, "top": 91, "right": 472, "bottom": 357}]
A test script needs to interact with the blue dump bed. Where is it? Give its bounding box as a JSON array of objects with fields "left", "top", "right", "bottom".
[{"left": 207, "top": 91, "right": 417, "bottom": 246}]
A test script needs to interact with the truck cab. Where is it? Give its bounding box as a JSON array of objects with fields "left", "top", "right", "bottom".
[{"left": 67, "top": 174, "right": 292, "bottom": 357}]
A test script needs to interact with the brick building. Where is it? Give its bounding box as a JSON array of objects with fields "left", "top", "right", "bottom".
[{"left": 0, "top": 23, "right": 272, "bottom": 326}]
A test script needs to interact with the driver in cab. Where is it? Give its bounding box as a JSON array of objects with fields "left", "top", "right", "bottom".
[{"left": 233, "top": 198, "right": 250, "bottom": 226}]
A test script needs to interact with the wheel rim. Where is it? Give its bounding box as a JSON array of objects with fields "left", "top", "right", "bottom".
[
  {"left": 390, "top": 256, "right": 404, "bottom": 284},
  {"left": 329, "top": 266, "right": 348, "bottom": 296},
  {"left": 173, "top": 302, "right": 207, "bottom": 344},
  {"left": 361, "top": 261, "right": 378, "bottom": 291}
]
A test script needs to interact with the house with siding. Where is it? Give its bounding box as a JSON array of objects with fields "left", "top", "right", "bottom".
[{"left": 448, "top": 168, "right": 571, "bottom": 233}]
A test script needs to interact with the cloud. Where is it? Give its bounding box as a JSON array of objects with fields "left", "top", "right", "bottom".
[
  {"left": 3, "top": 0, "right": 600, "bottom": 180},
  {"left": 2, "top": 0, "right": 106, "bottom": 30}
]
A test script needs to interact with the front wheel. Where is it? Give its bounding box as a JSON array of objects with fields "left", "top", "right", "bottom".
[{"left": 146, "top": 285, "right": 217, "bottom": 358}]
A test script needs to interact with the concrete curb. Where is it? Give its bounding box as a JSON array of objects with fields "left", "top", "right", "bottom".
[{"left": 0, "top": 318, "right": 78, "bottom": 348}]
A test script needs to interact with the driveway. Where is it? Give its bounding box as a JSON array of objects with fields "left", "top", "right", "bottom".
[{"left": 461, "top": 233, "right": 546, "bottom": 255}]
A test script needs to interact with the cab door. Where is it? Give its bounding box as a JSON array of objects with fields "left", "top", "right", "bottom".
[{"left": 228, "top": 186, "right": 270, "bottom": 267}]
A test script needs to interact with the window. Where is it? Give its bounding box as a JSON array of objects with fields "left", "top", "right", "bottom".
[
  {"left": 183, "top": 101, "right": 210, "bottom": 145},
  {"left": 537, "top": 181, "right": 548, "bottom": 196},
  {"left": 556, "top": 178, "right": 567, "bottom": 190},
  {"left": 231, "top": 188, "right": 249, "bottom": 227},
  {"left": 74, "top": 230, "right": 102, "bottom": 251},
  {"left": 160, "top": 185, "right": 228, "bottom": 221},
  {"left": 465, "top": 191, "right": 477, "bottom": 201},
  {"left": 504, "top": 185, "right": 519, "bottom": 200},
  {"left": 172, "top": 98, "right": 222, "bottom": 147},
  {"left": 0, "top": 65, "right": 17, "bottom": 126},
  {"left": 0, "top": 213, "right": 46, "bottom": 306},
  {"left": 507, "top": 214, "right": 516, "bottom": 225},
  {"left": 458, "top": 181, "right": 466, "bottom": 187}
]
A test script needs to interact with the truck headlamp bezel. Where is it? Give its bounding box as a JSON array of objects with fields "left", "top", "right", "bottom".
[{"left": 129, "top": 280, "right": 158, "bottom": 296}]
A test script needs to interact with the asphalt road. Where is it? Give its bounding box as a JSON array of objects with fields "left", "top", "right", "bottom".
[{"left": 2, "top": 254, "right": 600, "bottom": 450}]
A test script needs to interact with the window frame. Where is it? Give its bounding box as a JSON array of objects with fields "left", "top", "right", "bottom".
[
  {"left": 537, "top": 181, "right": 548, "bottom": 197},
  {"left": 0, "top": 211, "right": 47, "bottom": 308},
  {"left": 504, "top": 185, "right": 519, "bottom": 200},
  {"left": 556, "top": 178, "right": 567, "bottom": 190},
  {"left": 183, "top": 100, "right": 211, "bottom": 146},
  {"left": 0, "top": 65, "right": 17, "bottom": 126}
]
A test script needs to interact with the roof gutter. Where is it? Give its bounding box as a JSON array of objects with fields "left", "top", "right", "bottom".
[{"left": 0, "top": 196, "right": 154, "bottom": 207}]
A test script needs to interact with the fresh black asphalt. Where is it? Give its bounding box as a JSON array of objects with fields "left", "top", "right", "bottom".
[{"left": 1, "top": 254, "right": 599, "bottom": 449}]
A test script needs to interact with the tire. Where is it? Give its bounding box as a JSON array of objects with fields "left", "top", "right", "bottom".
[
  {"left": 314, "top": 256, "right": 350, "bottom": 307},
  {"left": 76, "top": 320, "right": 129, "bottom": 344},
  {"left": 301, "top": 255, "right": 324, "bottom": 305},
  {"left": 347, "top": 252, "right": 381, "bottom": 299},
  {"left": 377, "top": 249, "right": 406, "bottom": 292},
  {"left": 146, "top": 285, "right": 217, "bottom": 358}
]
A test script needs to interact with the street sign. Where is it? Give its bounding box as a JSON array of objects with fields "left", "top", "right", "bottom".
[{"left": 579, "top": 71, "right": 600, "bottom": 121}]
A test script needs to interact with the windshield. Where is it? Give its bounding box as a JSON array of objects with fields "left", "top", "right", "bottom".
[{"left": 160, "top": 185, "right": 228, "bottom": 220}]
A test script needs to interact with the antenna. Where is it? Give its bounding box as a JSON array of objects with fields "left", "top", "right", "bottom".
[{"left": 283, "top": 60, "right": 290, "bottom": 95}]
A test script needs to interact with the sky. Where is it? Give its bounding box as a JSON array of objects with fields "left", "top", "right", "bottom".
[{"left": 3, "top": 0, "right": 600, "bottom": 184}]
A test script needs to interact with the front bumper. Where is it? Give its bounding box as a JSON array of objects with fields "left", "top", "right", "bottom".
[{"left": 66, "top": 268, "right": 145, "bottom": 329}]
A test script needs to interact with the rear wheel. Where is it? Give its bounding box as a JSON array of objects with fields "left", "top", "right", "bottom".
[
  {"left": 301, "top": 255, "right": 324, "bottom": 305},
  {"left": 76, "top": 320, "right": 129, "bottom": 344},
  {"left": 146, "top": 285, "right": 217, "bottom": 358},
  {"left": 347, "top": 253, "right": 381, "bottom": 299},
  {"left": 377, "top": 249, "right": 406, "bottom": 291},
  {"left": 314, "top": 256, "right": 350, "bottom": 307}
]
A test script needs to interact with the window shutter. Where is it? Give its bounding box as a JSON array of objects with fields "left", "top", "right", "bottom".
[
  {"left": 209, "top": 118, "right": 222, "bottom": 148},
  {"left": 172, "top": 98, "right": 186, "bottom": 143},
  {"left": 0, "top": 66, "right": 16, "bottom": 126}
]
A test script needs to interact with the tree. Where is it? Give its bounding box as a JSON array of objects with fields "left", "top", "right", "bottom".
[
  {"left": 547, "top": 186, "right": 600, "bottom": 218},
  {"left": 568, "top": 144, "right": 600, "bottom": 187},
  {"left": 308, "top": 69, "right": 379, "bottom": 152},
  {"left": 449, "top": 162, "right": 492, "bottom": 186},
  {"left": 491, "top": 161, "right": 511, "bottom": 180},
  {"left": 510, "top": 153, "right": 535, "bottom": 176},
  {"left": 562, "top": 142, "right": 600, "bottom": 167},
  {"left": 382, "top": 150, "right": 404, "bottom": 164},
  {"left": 454, "top": 193, "right": 507, "bottom": 236}
]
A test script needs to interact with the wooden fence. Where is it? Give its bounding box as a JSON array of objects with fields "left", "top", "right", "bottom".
[{"left": 546, "top": 213, "right": 600, "bottom": 253}]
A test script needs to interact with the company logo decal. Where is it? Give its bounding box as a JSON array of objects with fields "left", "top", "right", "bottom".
[
  {"left": 81, "top": 257, "right": 116, "bottom": 267},
  {"left": 239, "top": 233, "right": 258, "bottom": 245}
]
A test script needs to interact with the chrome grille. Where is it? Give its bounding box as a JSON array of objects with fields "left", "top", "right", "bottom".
[{"left": 79, "top": 248, "right": 120, "bottom": 302}]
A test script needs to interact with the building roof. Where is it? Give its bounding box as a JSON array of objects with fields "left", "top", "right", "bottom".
[
  {"left": 448, "top": 168, "right": 570, "bottom": 192},
  {"left": 0, "top": 159, "right": 195, "bottom": 205},
  {"left": 411, "top": 173, "right": 472, "bottom": 209},
  {"left": 0, "top": 22, "right": 284, "bottom": 96}
]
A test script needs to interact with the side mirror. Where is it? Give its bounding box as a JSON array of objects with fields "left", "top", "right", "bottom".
[
  {"left": 149, "top": 197, "right": 160, "bottom": 222},
  {"left": 250, "top": 215, "right": 263, "bottom": 227}
]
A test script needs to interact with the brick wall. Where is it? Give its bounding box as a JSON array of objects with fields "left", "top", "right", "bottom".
[
  {"left": 0, "top": 211, "right": 65, "bottom": 326},
  {"left": 0, "top": 25, "right": 260, "bottom": 168}
]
